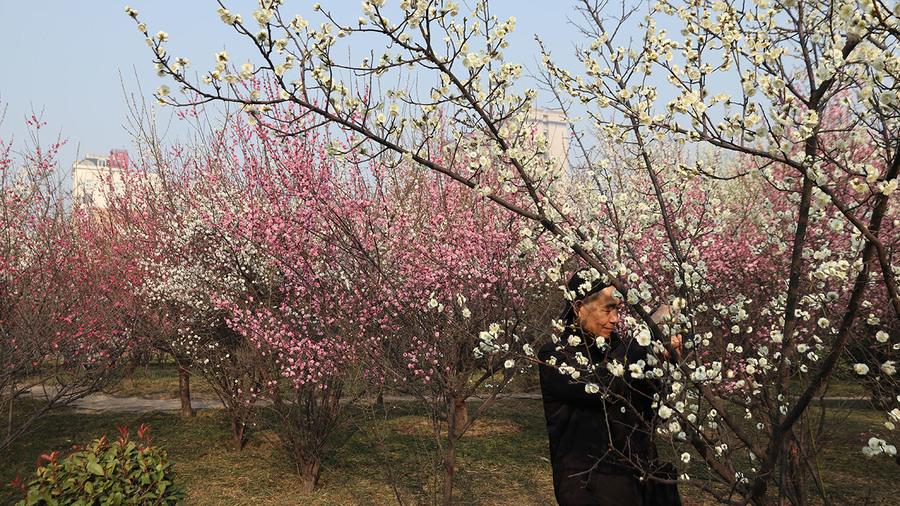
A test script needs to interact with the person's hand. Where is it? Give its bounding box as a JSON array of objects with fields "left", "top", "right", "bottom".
[
  {"left": 668, "top": 333, "right": 683, "bottom": 360},
  {"left": 650, "top": 304, "right": 681, "bottom": 361},
  {"left": 649, "top": 304, "right": 672, "bottom": 325}
]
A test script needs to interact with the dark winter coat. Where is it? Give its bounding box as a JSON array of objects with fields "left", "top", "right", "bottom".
[{"left": 539, "top": 327, "right": 681, "bottom": 506}]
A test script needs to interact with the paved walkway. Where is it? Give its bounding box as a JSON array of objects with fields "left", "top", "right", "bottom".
[
  {"left": 21, "top": 386, "right": 221, "bottom": 413},
  {"left": 22, "top": 388, "right": 543, "bottom": 414},
  {"left": 68, "top": 393, "right": 223, "bottom": 413},
  {"left": 24, "top": 388, "right": 871, "bottom": 414}
]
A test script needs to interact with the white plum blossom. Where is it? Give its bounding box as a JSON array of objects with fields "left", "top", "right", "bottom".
[
  {"left": 863, "top": 437, "right": 897, "bottom": 457},
  {"left": 629, "top": 362, "right": 645, "bottom": 379},
  {"left": 607, "top": 361, "right": 625, "bottom": 377},
  {"left": 636, "top": 328, "right": 652, "bottom": 346},
  {"left": 658, "top": 405, "right": 673, "bottom": 419}
]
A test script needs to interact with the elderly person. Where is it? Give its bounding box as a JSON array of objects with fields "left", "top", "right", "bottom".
[{"left": 539, "top": 269, "right": 682, "bottom": 505}]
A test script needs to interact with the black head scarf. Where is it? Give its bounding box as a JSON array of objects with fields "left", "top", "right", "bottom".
[{"left": 559, "top": 268, "right": 612, "bottom": 324}]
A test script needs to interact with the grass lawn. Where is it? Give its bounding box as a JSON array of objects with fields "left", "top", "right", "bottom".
[
  {"left": 2, "top": 365, "right": 898, "bottom": 504},
  {"left": 110, "top": 360, "right": 217, "bottom": 400},
  {"left": 2, "top": 399, "right": 558, "bottom": 505}
]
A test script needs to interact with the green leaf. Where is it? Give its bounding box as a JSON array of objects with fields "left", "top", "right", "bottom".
[{"left": 87, "top": 461, "right": 105, "bottom": 476}]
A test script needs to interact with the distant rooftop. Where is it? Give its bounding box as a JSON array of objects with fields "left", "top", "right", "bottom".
[{"left": 73, "top": 149, "right": 130, "bottom": 170}]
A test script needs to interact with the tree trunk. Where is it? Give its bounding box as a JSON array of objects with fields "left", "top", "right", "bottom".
[
  {"left": 452, "top": 395, "right": 467, "bottom": 438},
  {"left": 782, "top": 437, "right": 808, "bottom": 506},
  {"left": 177, "top": 361, "right": 194, "bottom": 417},
  {"left": 298, "top": 455, "right": 321, "bottom": 493},
  {"left": 231, "top": 417, "right": 246, "bottom": 451},
  {"left": 440, "top": 395, "right": 468, "bottom": 506},
  {"left": 442, "top": 436, "right": 458, "bottom": 506}
]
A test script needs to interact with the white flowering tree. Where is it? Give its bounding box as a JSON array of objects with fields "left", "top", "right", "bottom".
[
  {"left": 111, "top": 134, "right": 279, "bottom": 451},
  {"left": 131, "top": 0, "right": 900, "bottom": 503},
  {"left": 540, "top": 1, "right": 900, "bottom": 502}
]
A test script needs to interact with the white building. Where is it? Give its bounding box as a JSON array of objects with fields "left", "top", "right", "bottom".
[
  {"left": 528, "top": 107, "right": 570, "bottom": 174},
  {"left": 71, "top": 150, "right": 130, "bottom": 208}
]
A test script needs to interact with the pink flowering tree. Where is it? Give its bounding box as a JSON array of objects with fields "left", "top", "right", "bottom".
[
  {"left": 114, "top": 104, "right": 381, "bottom": 487},
  {"left": 211, "top": 118, "right": 374, "bottom": 491},
  {"left": 207, "top": 105, "right": 558, "bottom": 498},
  {"left": 356, "top": 158, "right": 558, "bottom": 504},
  {"left": 0, "top": 113, "right": 150, "bottom": 454}
]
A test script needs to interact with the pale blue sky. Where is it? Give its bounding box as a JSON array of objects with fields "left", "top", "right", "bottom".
[{"left": 0, "top": 1, "right": 592, "bottom": 175}]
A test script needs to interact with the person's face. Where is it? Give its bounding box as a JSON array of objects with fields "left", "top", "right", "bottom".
[{"left": 573, "top": 286, "right": 621, "bottom": 339}]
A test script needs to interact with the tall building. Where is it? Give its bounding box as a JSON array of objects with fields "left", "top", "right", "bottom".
[
  {"left": 71, "top": 150, "right": 130, "bottom": 208},
  {"left": 528, "top": 107, "right": 570, "bottom": 174}
]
